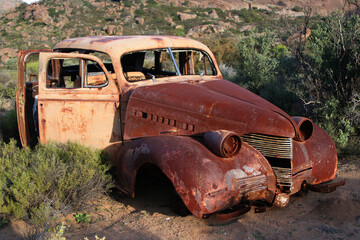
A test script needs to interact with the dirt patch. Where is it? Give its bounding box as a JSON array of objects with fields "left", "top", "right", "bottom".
[{"left": 1, "top": 158, "right": 359, "bottom": 240}]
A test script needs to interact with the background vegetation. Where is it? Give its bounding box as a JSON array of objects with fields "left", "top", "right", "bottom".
[{"left": 228, "top": 10, "right": 360, "bottom": 153}]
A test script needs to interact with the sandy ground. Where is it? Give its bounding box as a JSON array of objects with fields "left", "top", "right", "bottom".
[{"left": 1, "top": 157, "right": 359, "bottom": 240}]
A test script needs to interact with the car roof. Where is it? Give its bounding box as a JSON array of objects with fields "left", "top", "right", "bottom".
[{"left": 54, "top": 35, "right": 212, "bottom": 56}]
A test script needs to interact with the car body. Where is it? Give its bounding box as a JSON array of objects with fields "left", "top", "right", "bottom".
[{"left": 16, "top": 35, "right": 344, "bottom": 220}]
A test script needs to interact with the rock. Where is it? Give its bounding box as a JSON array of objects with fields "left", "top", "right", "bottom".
[
  {"left": 24, "top": 4, "right": 51, "bottom": 25},
  {"left": 136, "top": 17, "right": 145, "bottom": 25},
  {"left": 106, "top": 25, "right": 116, "bottom": 35},
  {"left": 21, "top": 31, "right": 27, "bottom": 38},
  {"left": 164, "top": 17, "right": 176, "bottom": 26},
  {"left": 209, "top": 9, "right": 219, "bottom": 18},
  {"left": 65, "top": 29, "right": 74, "bottom": 38},
  {"left": 1, "top": 55, "right": 9, "bottom": 64},
  {"left": 0, "top": 48, "right": 17, "bottom": 58},
  {"left": 106, "top": 25, "right": 123, "bottom": 35},
  {"left": 188, "top": 32, "right": 200, "bottom": 38},
  {"left": 15, "top": 26, "right": 21, "bottom": 31},
  {"left": 64, "top": 2, "right": 72, "bottom": 17},
  {"left": 177, "top": 12, "right": 197, "bottom": 21},
  {"left": 6, "top": 11, "right": 20, "bottom": 20},
  {"left": 239, "top": 25, "right": 256, "bottom": 32},
  {"left": 127, "top": 206, "right": 136, "bottom": 213},
  {"left": 213, "top": 25, "right": 225, "bottom": 33},
  {"left": 40, "top": 36, "right": 48, "bottom": 42}
]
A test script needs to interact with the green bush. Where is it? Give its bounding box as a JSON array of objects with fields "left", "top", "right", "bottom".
[
  {"left": 175, "top": 26, "right": 186, "bottom": 37},
  {"left": 0, "top": 140, "right": 112, "bottom": 226},
  {"left": 313, "top": 98, "right": 355, "bottom": 150},
  {"left": 235, "top": 30, "right": 278, "bottom": 92},
  {"left": 290, "top": 12, "right": 360, "bottom": 150},
  {"left": 292, "top": 6, "right": 303, "bottom": 12},
  {"left": 147, "top": 0, "right": 157, "bottom": 7},
  {"left": 0, "top": 107, "right": 19, "bottom": 143}
]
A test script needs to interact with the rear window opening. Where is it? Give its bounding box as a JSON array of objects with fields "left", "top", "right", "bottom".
[{"left": 45, "top": 57, "right": 110, "bottom": 89}]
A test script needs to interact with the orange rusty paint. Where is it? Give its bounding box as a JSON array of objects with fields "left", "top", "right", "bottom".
[
  {"left": 16, "top": 49, "right": 52, "bottom": 147},
  {"left": 16, "top": 36, "right": 342, "bottom": 219}
]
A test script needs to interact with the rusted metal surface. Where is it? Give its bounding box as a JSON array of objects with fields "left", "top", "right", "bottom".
[
  {"left": 16, "top": 49, "right": 52, "bottom": 147},
  {"left": 16, "top": 35, "right": 343, "bottom": 219},
  {"left": 115, "top": 136, "right": 277, "bottom": 218},
  {"left": 308, "top": 179, "right": 346, "bottom": 193},
  {"left": 215, "top": 204, "right": 251, "bottom": 222}
]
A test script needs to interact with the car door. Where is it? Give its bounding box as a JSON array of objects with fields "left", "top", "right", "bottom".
[
  {"left": 35, "top": 52, "right": 122, "bottom": 155},
  {"left": 17, "top": 49, "right": 52, "bottom": 147}
]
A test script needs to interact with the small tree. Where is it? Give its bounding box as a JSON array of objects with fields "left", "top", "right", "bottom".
[
  {"left": 235, "top": 31, "right": 278, "bottom": 92},
  {"left": 285, "top": 8, "right": 360, "bottom": 149}
]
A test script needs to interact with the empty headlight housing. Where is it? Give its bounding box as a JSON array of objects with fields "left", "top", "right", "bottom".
[{"left": 204, "top": 130, "right": 242, "bottom": 158}]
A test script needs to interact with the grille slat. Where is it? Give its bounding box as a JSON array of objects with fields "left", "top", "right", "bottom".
[{"left": 241, "top": 133, "right": 292, "bottom": 159}]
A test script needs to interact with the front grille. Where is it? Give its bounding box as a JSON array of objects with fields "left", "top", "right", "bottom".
[
  {"left": 241, "top": 133, "right": 292, "bottom": 159},
  {"left": 272, "top": 167, "right": 292, "bottom": 187},
  {"left": 241, "top": 133, "right": 293, "bottom": 189}
]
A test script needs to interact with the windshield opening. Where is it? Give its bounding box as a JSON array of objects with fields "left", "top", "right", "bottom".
[{"left": 121, "top": 48, "right": 216, "bottom": 82}]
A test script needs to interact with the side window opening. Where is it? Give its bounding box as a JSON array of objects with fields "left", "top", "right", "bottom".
[{"left": 45, "top": 57, "right": 108, "bottom": 89}]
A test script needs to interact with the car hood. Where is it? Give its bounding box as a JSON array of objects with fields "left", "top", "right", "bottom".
[{"left": 124, "top": 79, "right": 298, "bottom": 139}]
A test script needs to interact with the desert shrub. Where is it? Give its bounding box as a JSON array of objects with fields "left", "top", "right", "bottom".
[
  {"left": 237, "top": 8, "right": 263, "bottom": 23},
  {"left": 292, "top": 6, "right": 303, "bottom": 12},
  {"left": 147, "top": 0, "right": 157, "bottom": 7},
  {"left": 235, "top": 30, "right": 278, "bottom": 91},
  {"left": 175, "top": 27, "right": 186, "bottom": 37},
  {"left": 0, "top": 107, "right": 19, "bottom": 143},
  {"left": 289, "top": 12, "right": 360, "bottom": 150},
  {"left": 202, "top": 36, "right": 240, "bottom": 67},
  {"left": 313, "top": 98, "right": 355, "bottom": 149},
  {"left": 231, "top": 31, "right": 303, "bottom": 114},
  {"left": 0, "top": 140, "right": 112, "bottom": 226},
  {"left": 219, "top": 63, "right": 237, "bottom": 82}
]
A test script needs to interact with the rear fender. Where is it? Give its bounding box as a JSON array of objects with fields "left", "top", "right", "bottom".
[{"left": 115, "top": 136, "right": 276, "bottom": 218}]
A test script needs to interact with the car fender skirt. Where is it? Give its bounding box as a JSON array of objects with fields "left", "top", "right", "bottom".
[{"left": 115, "top": 135, "right": 277, "bottom": 218}]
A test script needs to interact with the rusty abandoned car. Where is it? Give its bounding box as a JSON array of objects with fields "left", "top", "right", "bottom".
[{"left": 16, "top": 36, "right": 345, "bottom": 221}]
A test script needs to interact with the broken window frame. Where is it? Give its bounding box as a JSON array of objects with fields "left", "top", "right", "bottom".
[{"left": 43, "top": 53, "right": 111, "bottom": 90}]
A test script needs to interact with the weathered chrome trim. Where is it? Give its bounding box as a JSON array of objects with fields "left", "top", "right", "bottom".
[
  {"left": 233, "top": 174, "right": 267, "bottom": 195},
  {"left": 272, "top": 167, "right": 292, "bottom": 187},
  {"left": 241, "top": 133, "right": 292, "bottom": 159}
]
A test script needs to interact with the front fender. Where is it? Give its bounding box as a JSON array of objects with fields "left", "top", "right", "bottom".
[
  {"left": 292, "top": 123, "right": 338, "bottom": 188},
  {"left": 115, "top": 135, "right": 276, "bottom": 218}
]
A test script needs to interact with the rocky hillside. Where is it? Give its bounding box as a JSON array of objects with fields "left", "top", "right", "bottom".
[
  {"left": 159, "top": 0, "right": 346, "bottom": 15},
  {"left": 0, "top": 0, "right": 348, "bottom": 67},
  {"left": 0, "top": 0, "right": 22, "bottom": 14}
]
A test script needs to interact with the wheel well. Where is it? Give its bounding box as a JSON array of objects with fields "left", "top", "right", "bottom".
[
  {"left": 135, "top": 163, "right": 173, "bottom": 198},
  {"left": 135, "top": 163, "right": 191, "bottom": 216}
]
